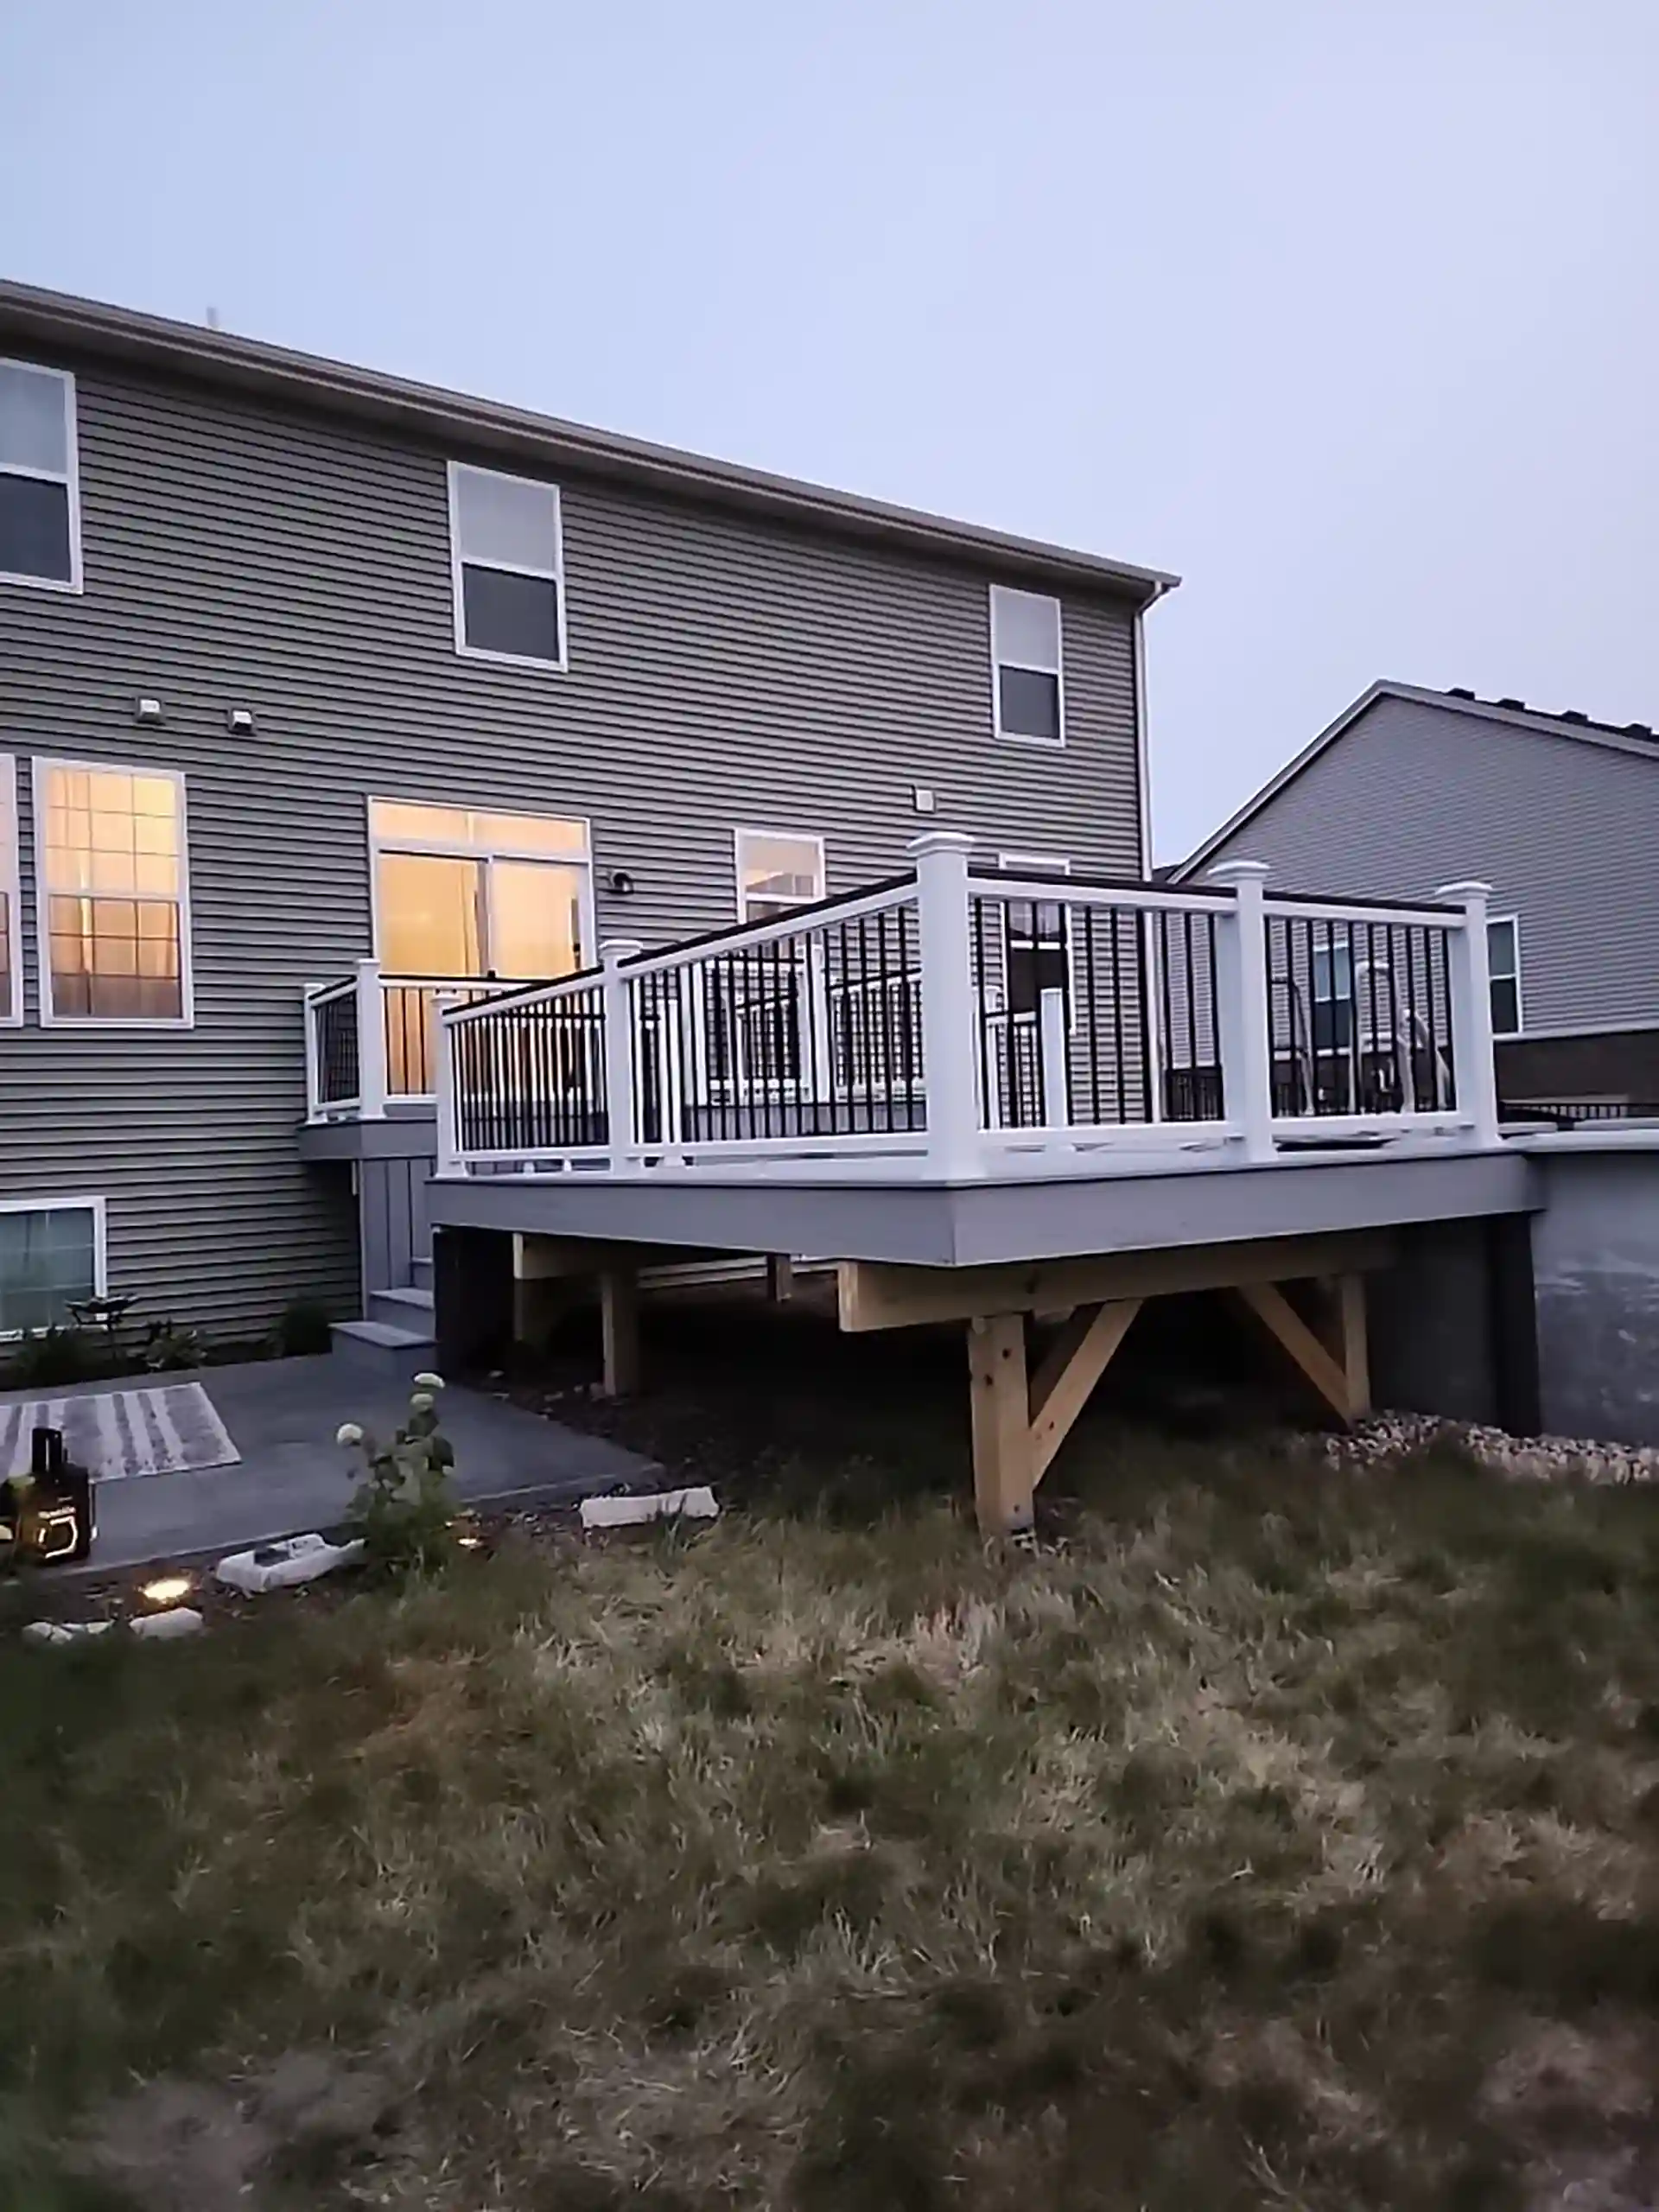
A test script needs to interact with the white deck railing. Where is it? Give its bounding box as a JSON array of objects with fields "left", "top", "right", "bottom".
[
  {"left": 416, "top": 836, "right": 1499, "bottom": 1179},
  {"left": 303, "top": 964, "right": 497, "bottom": 1122}
]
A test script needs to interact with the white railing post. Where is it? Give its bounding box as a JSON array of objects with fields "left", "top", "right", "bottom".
[
  {"left": 1437, "top": 880, "right": 1500, "bottom": 1146},
  {"left": 601, "top": 939, "right": 645, "bottom": 1168},
  {"left": 434, "top": 991, "right": 461, "bottom": 1175},
  {"left": 1038, "top": 987, "right": 1069, "bottom": 1132},
  {"left": 302, "top": 984, "right": 324, "bottom": 1122},
  {"left": 1207, "top": 859, "right": 1274, "bottom": 1163},
  {"left": 354, "top": 957, "right": 387, "bottom": 1121},
  {"left": 907, "top": 831, "right": 982, "bottom": 1178}
]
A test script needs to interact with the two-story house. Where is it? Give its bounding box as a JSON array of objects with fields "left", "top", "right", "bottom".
[{"left": 0, "top": 281, "right": 1176, "bottom": 1350}]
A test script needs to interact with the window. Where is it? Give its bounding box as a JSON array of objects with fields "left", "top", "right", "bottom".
[
  {"left": 989, "top": 585, "right": 1065, "bottom": 747},
  {"left": 448, "top": 462, "right": 566, "bottom": 667},
  {"left": 734, "top": 830, "right": 825, "bottom": 922},
  {"left": 0, "top": 1198, "right": 105, "bottom": 1337},
  {"left": 1489, "top": 916, "right": 1522, "bottom": 1037},
  {"left": 370, "top": 799, "right": 593, "bottom": 981},
  {"left": 998, "top": 852, "right": 1071, "bottom": 1019},
  {"left": 0, "top": 755, "right": 18, "bottom": 1025},
  {"left": 35, "top": 760, "right": 190, "bottom": 1023},
  {"left": 0, "top": 360, "right": 80, "bottom": 591}
]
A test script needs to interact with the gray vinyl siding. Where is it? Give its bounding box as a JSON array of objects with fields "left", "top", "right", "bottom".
[
  {"left": 1197, "top": 693, "right": 1659, "bottom": 1040},
  {"left": 0, "top": 355, "right": 1145, "bottom": 1338}
]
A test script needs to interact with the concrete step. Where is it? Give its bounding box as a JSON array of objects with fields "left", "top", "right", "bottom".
[
  {"left": 367, "top": 1285, "right": 435, "bottom": 1332},
  {"left": 330, "top": 1319, "right": 436, "bottom": 1387},
  {"left": 410, "top": 1254, "right": 434, "bottom": 1289}
]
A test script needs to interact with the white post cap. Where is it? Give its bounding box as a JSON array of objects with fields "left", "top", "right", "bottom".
[
  {"left": 906, "top": 830, "right": 976, "bottom": 857},
  {"left": 1205, "top": 857, "right": 1271, "bottom": 885},
  {"left": 1435, "top": 880, "right": 1494, "bottom": 901}
]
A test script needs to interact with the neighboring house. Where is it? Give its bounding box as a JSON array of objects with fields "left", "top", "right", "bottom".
[
  {"left": 0, "top": 281, "right": 1175, "bottom": 1344},
  {"left": 1174, "top": 681, "right": 1659, "bottom": 1114}
]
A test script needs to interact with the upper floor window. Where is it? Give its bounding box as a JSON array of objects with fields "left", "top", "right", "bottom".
[
  {"left": 734, "top": 830, "right": 825, "bottom": 922},
  {"left": 0, "top": 756, "right": 18, "bottom": 1025},
  {"left": 370, "top": 799, "right": 592, "bottom": 982},
  {"left": 35, "top": 760, "right": 191, "bottom": 1025},
  {"left": 448, "top": 462, "right": 566, "bottom": 669},
  {"left": 0, "top": 359, "right": 81, "bottom": 593},
  {"left": 989, "top": 585, "right": 1064, "bottom": 747},
  {"left": 1489, "top": 916, "right": 1522, "bottom": 1037}
]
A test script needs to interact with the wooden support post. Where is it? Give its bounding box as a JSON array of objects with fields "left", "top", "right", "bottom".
[
  {"left": 766, "top": 1254, "right": 795, "bottom": 1303},
  {"left": 1028, "top": 1300, "right": 1141, "bottom": 1482},
  {"left": 1234, "top": 1279, "right": 1355, "bottom": 1422},
  {"left": 599, "top": 1268, "right": 640, "bottom": 1397},
  {"left": 1338, "top": 1273, "right": 1370, "bottom": 1415},
  {"left": 968, "top": 1313, "right": 1033, "bottom": 1536}
]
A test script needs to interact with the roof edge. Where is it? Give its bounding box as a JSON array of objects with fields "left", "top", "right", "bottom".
[
  {"left": 0, "top": 281, "right": 1180, "bottom": 604},
  {"left": 1172, "top": 679, "right": 1659, "bottom": 880}
]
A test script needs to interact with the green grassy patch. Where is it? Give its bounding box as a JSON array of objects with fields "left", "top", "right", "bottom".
[{"left": 7, "top": 1438, "right": 1659, "bottom": 2207}]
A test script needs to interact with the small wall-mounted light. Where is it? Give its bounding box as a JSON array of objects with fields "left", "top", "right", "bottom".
[
  {"left": 604, "top": 868, "right": 637, "bottom": 897},
  {"left": 226, "top": 706, "right": 256, "bottom": 736},
  {"left": 912, "top": 785, "right": 937, "bottom": 815},
  {"left": 132, "top": 696, "right": 164, "bottom": 727}
]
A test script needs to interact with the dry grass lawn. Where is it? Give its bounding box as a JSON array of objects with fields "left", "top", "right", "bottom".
[{"left": 7, "top": 1434, "right": 1659, "bottom": 2209}]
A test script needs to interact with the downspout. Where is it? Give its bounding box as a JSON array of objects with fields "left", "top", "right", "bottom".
[{"left": 1132, "top": 580, "right": 1174, "bottom": 880}]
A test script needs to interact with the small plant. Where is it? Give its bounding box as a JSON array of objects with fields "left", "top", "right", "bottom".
[
  {"left": 142, "top": 1319, "right": 206, "bottom": 1372},
  {"left": 4, "top": 1325, "right": 99, "bottom": 1390},
  {"left": 339, "top": 1373, "right": 458, "bottom": 1579},
  {"left": 276, "top": 1297, "right": 334, "bottom": 1359}
]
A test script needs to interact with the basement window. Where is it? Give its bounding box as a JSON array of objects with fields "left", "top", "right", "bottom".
[
  {"left": 0, "top": 1198, "right": 105, "bottom": 1337},
  {"left": 0, "top": 359, "right": 81, "bottom": 592},
  {"left": 448, "top": 462, "right": 567, "bottom": 668}
]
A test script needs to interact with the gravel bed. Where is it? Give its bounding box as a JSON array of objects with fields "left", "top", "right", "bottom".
[{"left": 1321, "top": 1410, "right": 1659, "bottom": 1485}]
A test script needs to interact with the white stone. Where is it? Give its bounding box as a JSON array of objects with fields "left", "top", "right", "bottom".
[
  {"left": 213, "top": 1532, "right": 365, "bottom": 1593},
  {"left": 580, "top": 1486, "right": 720, "bottom": 1530},
  {"left": 23, "top": 1618, "right": 114, "bottom": 1646}
]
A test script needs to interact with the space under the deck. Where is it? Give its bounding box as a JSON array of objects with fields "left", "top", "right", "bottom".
[{"left": 425, "top": 1143, "right": 1536, "bottom": 1268}]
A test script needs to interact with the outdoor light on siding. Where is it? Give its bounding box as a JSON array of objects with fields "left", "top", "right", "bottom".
[
  {"left": 912, "top": 785, "right": 937, "bottom": 815},
  {"left": 132, "top": 696, "right": 164, "bottom": 727},
  {"left": 605, "top": 869, "right": 637, "bottom": 896},
  {"left": 226, "top": 707, "right": 256, "bottom": 736}
]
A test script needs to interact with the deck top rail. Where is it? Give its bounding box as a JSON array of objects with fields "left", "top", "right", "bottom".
[{"left": 304, "top": 840, "right": 1502, "bottom": 1176}]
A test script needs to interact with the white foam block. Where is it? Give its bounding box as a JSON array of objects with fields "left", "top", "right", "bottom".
[
  {"left": 130, "top": 1606, "right": 206, "bottom": 1640},
  {"left": 213, "top": 1532, "right": 365, "bottom": 1593},
  {"left": 23, "top": 1618, "right": 114, "bottom": 1646},
  {"left": 580, "top": 1486, "right": 720, "bottom": 1530}
]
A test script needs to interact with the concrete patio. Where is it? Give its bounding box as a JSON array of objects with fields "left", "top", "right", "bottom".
[{"left": 0, "top": 1356, "right": 658, "bottom": 1573}]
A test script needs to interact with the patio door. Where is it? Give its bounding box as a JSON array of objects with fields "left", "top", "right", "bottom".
[{"left": 369, "top": 799, "right": 594, "bottom": 1092}]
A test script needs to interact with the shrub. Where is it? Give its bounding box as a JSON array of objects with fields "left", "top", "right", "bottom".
[
  {"left": 275, "top": 1297, "right": 334, "bottom": 1359},
  {"left": 339, "top": 1374, "right": 458, "bottom": 1580},
  {"left": 3, "top": 1325, "right": 100, "bottom": 1390},
  {"left": 142, "top": 1319, "right": 207, "bottom": 1371}
]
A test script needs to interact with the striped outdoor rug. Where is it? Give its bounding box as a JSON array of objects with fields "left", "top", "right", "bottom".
[{"left": 0, "top": 1382, "right": 240, "bottom": 1483}]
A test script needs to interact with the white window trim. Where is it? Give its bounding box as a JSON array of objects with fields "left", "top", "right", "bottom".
[
  {"left": 1490, "top": 912, "right": 1523, "bottom": 1038},
  {"left": 368, "top": 798, "right": 597, "bottom": 977},
  {"left": 996, "top": 849, "right": 1078, "bottom": 1031},
  {"left": 0, "top": 753, "right": 20, "bottom": 1027},
  {"left": 988, "top": 585, "right": 1066, "bottom": 751},
  {"left": 0, "top": 1193, "right": 108, "bottom": 1341},
  {"left": 447, "top": 460, "right": 569, "bottom": 674},
  {"left": 0, "top": 358, "right": 83, "bottom": 596},
  {"left": 32, "top": 755, "right": 195, "bottom": 1030},
  {"left": 733, "top": 827, "right": 827, "bottom": 922}
]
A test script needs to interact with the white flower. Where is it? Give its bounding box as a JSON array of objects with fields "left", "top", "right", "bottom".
[
  {"left": 412, "top": 1371, "right": 445, "bottom": 1392},
  {"left": 409, "top": 1392, "right": 435, "bottom": 1414},
  {"left": 335, "top": 1421, "right": 364, "bottom": 1447}
]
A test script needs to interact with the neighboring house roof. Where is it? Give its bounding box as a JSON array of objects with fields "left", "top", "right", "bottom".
[
  {"left": 0, "top": 280, "right": 1179, "bottom": 607},
  {"left": 1173, "top": 680, "right": 1659, "bottom": 880}
]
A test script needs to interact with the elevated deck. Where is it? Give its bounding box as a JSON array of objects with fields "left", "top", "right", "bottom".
[{"left": 300, "top": 839, "right": 1518, "bottom": 1531}]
